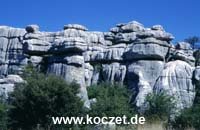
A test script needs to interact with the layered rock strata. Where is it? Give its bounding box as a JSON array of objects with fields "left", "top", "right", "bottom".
[{"left": 0, "top": 21, "right": 198, "bottom": 109}]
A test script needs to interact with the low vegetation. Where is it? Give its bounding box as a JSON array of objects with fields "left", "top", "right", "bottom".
[
  {"left": 142, "top": 92, "right": 175, "bottom": 122},
  {"left": 0, "top": 98, "right": 8, "bottom": 130},
  {"left": 171, "top": 83, "right": 200, "bottom": 130},
  {"left": 87, "top": 82, "right": 134, "bottom": 118},
  {"left": 171, "top": 105, "right": 200, "bottom": 130},
  {"left": 8, "top": 65, "right": 84, "bottom": 130}
]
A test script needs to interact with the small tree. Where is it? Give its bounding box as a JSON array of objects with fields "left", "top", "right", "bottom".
[
  {"left": 172, "top": 105, "right": 200, "bottom": 130},
  {"left": 87, "top": 82, "right": 134, "bottom": 118},
  {"left": 143, "top": 92, "right": 175, "bottom": 122},
  {"left": 184, "top": 36, "right": 200, "bottom": 49},
  {"left": 9, "top": 65, "right": 84, "bottom": 130}
]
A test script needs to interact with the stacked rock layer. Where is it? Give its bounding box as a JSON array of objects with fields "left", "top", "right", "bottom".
[{"left": 0, "top": 21, "right": 199, "bottom": 109}]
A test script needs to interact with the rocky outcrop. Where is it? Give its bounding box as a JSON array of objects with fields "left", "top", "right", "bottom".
[
  {"left": 0, "top": 21, "right": 198, "bottom": 110},
  {"left": 0, "top": 75, "right": 24, "bottom": 98},
  {"left": 154, "top": 60, "right": 195, "bottom": 109},
  {"left": 128, "top": 60, "right": 164, "bottom": 109}
]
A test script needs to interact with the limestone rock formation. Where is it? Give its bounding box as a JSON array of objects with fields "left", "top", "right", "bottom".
[
  {"left": 154, "top": 60, "right": 195, "bottom": 109},
  {"left": 0, "top": 21, "right": 198, "bottom": 110},
  {"left": 0, "top": 75, "right": 24, "bottom": 98}
]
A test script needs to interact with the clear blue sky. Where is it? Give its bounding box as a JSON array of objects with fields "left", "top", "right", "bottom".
[{"left": 0, "top": 0, "right": 199, "bottom": 42}]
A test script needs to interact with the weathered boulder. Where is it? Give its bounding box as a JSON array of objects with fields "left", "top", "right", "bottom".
[
  {"left": 23, "top": 39, "right": 51, "bottom": 54},
  {"left": 151, "top": 25, "right": 165, "bottom": 31},
  {"left": 29, "top": 56, "right": 43, "bottom": 65},
  {"left": 176, "top": 42, "right": 192, "bottom": 50},
  {"left": 120, "top": 21, "right": 145, "bottom": 33},
  {"left": 170, "top": 50, "right": 195, "bottom": 66},
  {"left": 63, "top": 29, "right": 87, "bottom": 38},
  {"left": 154, "top": 60, "right": 195, "bottom": 109},
  {"left": 168, "top": 42, "right": 195, "bottom": 66}
]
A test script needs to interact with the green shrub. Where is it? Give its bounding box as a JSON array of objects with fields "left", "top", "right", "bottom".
[
  {"left": 0, "top": 101, "right": 8, "bottom": 130},
  {"left": 87, "top": 82, "right": 134, "bottom": 118},
  {"left": 8, "top": 65, "right": 84, "bottom": 130},
  {"left": 172, "top": 84, "right": 200, "bottom": 130},
  {"left": 171, "top": 104, "right": 200, "bottom": 130},
  {"left": 143, "top": 92, "right": 175, "bottom": 122}
]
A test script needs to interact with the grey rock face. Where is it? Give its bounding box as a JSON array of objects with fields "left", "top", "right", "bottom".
[
  {"left": 127, "top": 61, "right": 164, "bottom": 109},
  {"left": 154, "top": 60, "right": 195, "bottom": 109},
  {"left": 171, "top": 50, "right": 195, "bottom": 66},
  {"left": 151, "top": 25, "right": 165, "bottom": 31},
  {"left": 128, "top": 61, "right": 164, "bottom": 89},
  {"left": 0, "top": 75, "right": 24, "bottom": 98},
  {"left": 29, "top": 56, "right": 43, "bottom": 65},
  {"left": 124, "top": 39, "right": 169, "bottom": 61},
  {"left": 0, "top": 26, "right": 26, "bottom": 77},
  {"left": 85, "top": 44, "right": 126, "bottom": 62},
  {"left": 84, "top": 63, "right": 94, "bottom": 86},
  {"left": 51, "top": 37, "right": 88, "bottom": 53},
  {"left": 23, "top": 39, "right": 51, "bottom": 54},
  {"left": 0, "top": 26, "right": 25, "bottom": 37},
  {"left": 168, "top": 42, "right": 195, "bottom": 66},
  {"left": 137, "top": 29, "right": 174, "bottom": 41},
  {"left": 194, "top": 66, "right": 200, "bottom": 81},
  {"left": 0, "top": 21, "right": 198, "bottom": 111},
  {"left": 102, "top": 63, "right": 126, "bottom": 83},
  {"left": 48, "top": 55, "right": 84, "bottom": 66},
  {"left": 176, "top": 42, "right": 192, "bottom": 50},
  {"left": 115, "top": 32, "right": 137, "bottom": 43},
  {"left": 120, "top": 21, "right": 145, "bottom": 33}
]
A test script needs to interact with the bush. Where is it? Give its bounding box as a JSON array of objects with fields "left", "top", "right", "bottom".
[
  {"left": 87, "top": 82, "right": 134, "bottom": 118},
  {"left": 171, "top": 83, "right": 200, "bottom": 130},
  {"left": 143, "top": 92, "right": 175, "bottom": 122},
  {"left": 171, "top": 104, "right": 200, "bottom": 130},
  {"left": 0, "top": 101, "right": 8, "bottom": 130},
  {"left": 8, "top": 65, "right": 84, "bottom": 130}
]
